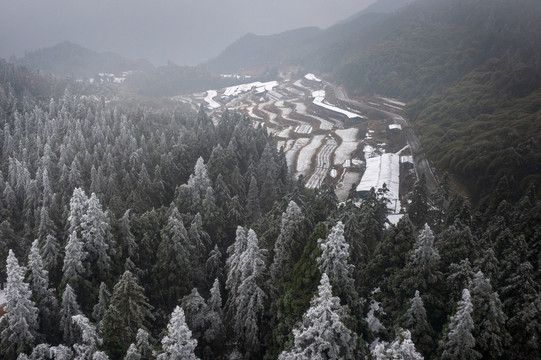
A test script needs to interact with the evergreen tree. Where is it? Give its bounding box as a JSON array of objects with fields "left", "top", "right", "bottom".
[
  {"left": 27, "top": 239, "right": 58, "bottom": 342},
  {"left": 278, "top": 274, "right": 358, "bottom": 360},
  {"left": 204, "top": 279, "right": 225, "bottom": 346},
  {"left": 68, "top": 187, "right": 88, "bottom": 236},
  {"left": 180, "top": 288, "right": 208, "bottom": 342},
  {"left": 40, "top": 233, "right": 62, "bottom": 285},
  {"left": 153, "top": 207, "right": 190, "bottom": 311},
  {"left": 157, "top": 306, "right": 198, "bottom": 360},
  {"left": 205, "top": 244, "right": 223, "bottom": 285},
  {"left": 62, "top": 231, "right": 87, "bottom": 287},
  {"left": 81, "top": 193, "right": 114, "bottom": 278},
  {"left": 440, "top": 289, "right": 480, "bottom": 360},
  {"left": 269, "top": 201, "right": 305, "bottom": 299},
  {"left": 234, "top": 229, "right": 267, "bottom": 358},
  {"left": 60, "top": 284, "right": 81, "bottom": 346},
  {"left": 125, "top": 329, "right": 155, "bottom": 360},
  {"left": 225, "top": 226, "right": 248, "bottom": 321},
  {"left": 103, "top": 271, "right": 154, "bottom": 357},
  {"left": 92, "top": 282, "right": 111, "bottom": 327},
  {"left": 0, "top": 250, "right": 39, "bottom": 358},
  {"left": 245, "top": 175, "right": 261, "bottom": 225},
  {"left": 470, "top": 271, "right": 509, "bottom": 359},
  {"left": 71, "top": 314, "right": 106, "bottom": 360},
  {"left": 371, "top": 328, "right": 423, "bottom": 360},
  {"left": 402, "top": 290, "right": 435, "bottom": 357},
  {"left": 317, "top": 221, "right": 358, "bottom": 309},
  {"left": 409, "top": 174, "right": 428, "bottom": 228}
]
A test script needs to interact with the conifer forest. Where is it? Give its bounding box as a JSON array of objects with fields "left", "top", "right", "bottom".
[{"left": 1, "top": 1, "right": 541, "bottom": 359}]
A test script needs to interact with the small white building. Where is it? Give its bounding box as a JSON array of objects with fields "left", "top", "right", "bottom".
[{"left": 356, "top": 153, "right": 400, "bottom": 213}]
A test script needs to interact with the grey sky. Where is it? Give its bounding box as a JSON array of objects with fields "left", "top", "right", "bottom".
[{"left": 0, "top": 0, "right": 377, "bottom": 66}]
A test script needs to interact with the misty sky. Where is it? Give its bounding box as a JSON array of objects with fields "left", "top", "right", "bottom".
[{"left": 0, "top": 0, "right": 377, "bottom": 66}]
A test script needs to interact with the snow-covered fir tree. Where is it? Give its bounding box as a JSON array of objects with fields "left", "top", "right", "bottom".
[
  {"left": 27, "top": 239, "right": 58, "bottom": 340},
  {"left": 317, "top": 221, "right": 358, "bottom": 307},
  {"left": 0, "top": 250, "right": 39, "bottom": 358},
  {"left": 234, "top": 229, "right": 267, "bottom": 357},
  {"left": 157, "top": 306, "right": 198, "bottom": 360},
  {"left": 440, "top": 288, "right": 480, "bottom": 360},
  {"left": 60, "top": 284, "right": 82, "bottom": 346},
  {"left": 81, "top": 193, "right": 113, "bottom": 275},
  {"left": 372, "top": 328, "right": 424, "bottom": 360},
  {"left": 62, "top": 231, "right": 87, "bottom": 286},
  {"left": 278, "top": 273, "right": 358, "bottom": 360}
]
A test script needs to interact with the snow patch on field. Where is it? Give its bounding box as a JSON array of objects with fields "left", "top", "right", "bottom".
[
  {"left": 356, "top": 153, "right": 400, "bottom": 213},
  {"left": 285, "top": 138, "right": 309, "bottom": 172},
  {"left": 312, "top": 90, "right": 363, "bottom": 119},
  {"left": 334, "top": 128, "right": 359, "bottom": 166},
  {"left": 224, "top": 81, "right": 278, "bottom": 97},
  {"left": 389, "top": 124, "right": 402, "bottom": 130},
  {"left": 335, "top": 171, "right": 361, "bottom": 202},
  {"left": 204, "top": 90, "right": 221, "bottom": 109},
  {"left": 296, "top": 135, "right": 325, "bottom": 176}
]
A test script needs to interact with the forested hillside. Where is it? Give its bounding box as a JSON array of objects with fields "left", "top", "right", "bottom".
[{"left": 1, "top": 54, "right": 540, "bottom": 360}]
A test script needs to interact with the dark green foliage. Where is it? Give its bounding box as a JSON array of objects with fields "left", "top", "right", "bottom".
[{"left": 266, "top": 222, "right": 325, "bottom": 359}]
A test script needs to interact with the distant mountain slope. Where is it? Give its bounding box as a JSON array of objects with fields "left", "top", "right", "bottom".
[
  {"left": 336, "top": 0, "right": 415, "bottom": 24},
  {"left": 14, "top": 42, "right": 154, "bottom": 79},
  {"left": 208, "top": 0, "right": 541, "bottom": 203}
]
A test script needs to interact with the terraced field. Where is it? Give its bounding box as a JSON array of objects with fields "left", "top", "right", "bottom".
[{"left": 181, "top": 73, "right": 409, "bottom": 202}]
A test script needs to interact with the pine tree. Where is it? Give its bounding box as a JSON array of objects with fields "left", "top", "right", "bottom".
[
  {"left": 81, "top": 193, "right": 113, "bottom": 277},
  {"left": 60, "top": 284, "right": 81, "bottom": 346},
  {"left": 205, "top": 245, "right": 223, "bottom": 285},
  {"left": 371, "top": 328, "right": 423, "bottom": 360},
  {"left": 234, "top": 229, "right": 267, "bottom": 357},
  {"left": 317, "top": 221, "right": 358, "bottom": 309},
  {"left": 125, "top": 329, "right": 154, "bottom": 360},
  {"left": 68, "top": 187, "right": 88, "bottom": 236},
  {"left": 92, "top": 282, "right": 111, "bottom": 326},
  {"left": 470, "top": 271, "right": 509, "bottom": 359},
  {"left": 181, "top": 288, "right": 208, "bottom": 341},
  {"left": 27, "top": 240, "right": 58, "bottom": 341},
  {"left": 62, "top": 231, "right": 87, "bottom": 287},
  {"left": 157, "top": 306, "right": 198, "bottom": 360},
  {"left": 153, "top": 207, "right": 190, "bottom": 311},
  {"left": 409, "top": 174, "right": 428, "bottom": 228},
  {"left": 440, "top": 289, "right": 480, "bottom": 360},
  {"left": 0, "top": 250, "right": 39, "bottom": 358},
  {"left": 40, "top": 233, "right": 62, "bottom": 284},
  {"left": 278, "top": 274, "right": 358, "bottom": 360},
  {"left": 402, "top": 290, "right": 435, "bottom": 357},
  {"left": 225, "top": 226, "right": 248, "bottom": 321},
  {"left": 269, "top": 200, "right": 305, "bottom": 299},
  {"left": 103, "top": 270, "right": 154, "bottom": 357},
  {"left": 71, "top": 314, "right": 106, "bottom": 360},
  {"left": 245, "top": 175, "right": 261, "bottom": 224},
  {"left": 204, "top": 279, "right": 225, "bottom": 345}
]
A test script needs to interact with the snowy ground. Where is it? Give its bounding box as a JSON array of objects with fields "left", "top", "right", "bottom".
[
  {"left": 223, "top": 81, "right": 278, "bottom": 97},
  {"left": 335, "top": 171, "right": 361, "bottom": 201},
  {"left": 305, "top": 73, "right": 322, "bottom": 82},
  {"left": 334, "top": 128, "right": 359, "bottom": 166},
  {"left": 204, "top": 90, "right": 221, "bottom": 109},
  {"left": 285, "top": 138, "right": 309, "bottom": 172},
  {"left": 296, "top": 135, "right": 325, "bottom": 177}
]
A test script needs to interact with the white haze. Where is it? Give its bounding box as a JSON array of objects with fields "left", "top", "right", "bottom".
[{"left": 0, "top": 0, "right": 377, "bottom": 66}]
